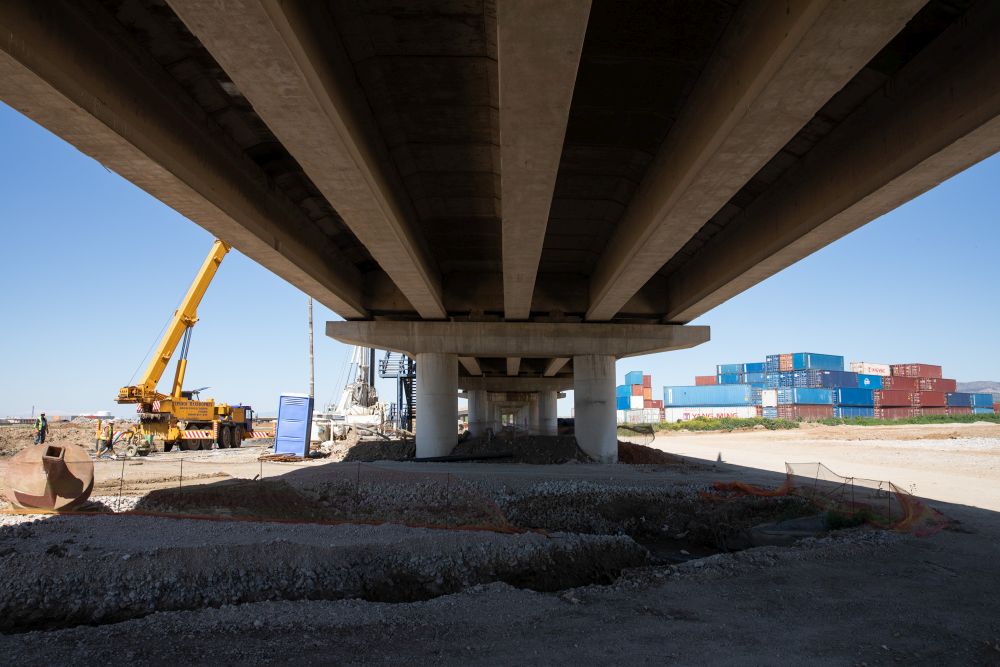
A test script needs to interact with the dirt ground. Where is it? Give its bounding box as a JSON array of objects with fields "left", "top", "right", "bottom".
[{"left": 1, "top": 422, "right": 999, "bottom": 664}]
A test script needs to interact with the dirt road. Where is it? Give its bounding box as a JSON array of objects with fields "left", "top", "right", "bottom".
[{"left": 646, "top": 422, "right": 1000, "bottom": 511}]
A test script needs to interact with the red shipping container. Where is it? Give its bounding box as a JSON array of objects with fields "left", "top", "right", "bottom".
[
  {"left": 694, "top": 375, "right": 717, "bottom": 386},
  {"left": 650, "top": 400, "right": 663, "bottom": 408},
  {"left": 881, "top": 376, "right": 919, "bottom": 391},
  {"left": 642, "top": 374, "right": 652, "bottom": 388},
  {"left": 890, "top": 363, "right": 943, "bottom": 378},
  {"left": 911, "top": 391, "right": 946, "bottom": 407},
  {"left": 776, "top": 405, "right": 833, "bottom": 420},
  {"left": 643, "top": 400, "right": 654, "bottom": 408},
  {"left": 873, "top": 389, "right": 911, "bottom": 407},
  {"left": 918, "top": 406, "right": 948, "bottom": 416},
  {"left": 779, "top": 354, "right": 793, "bottom": 371},
  {"left": 642, "top": 387, "right": 652, "bottom": 400},
  {"left": 947, "top": 406, "right": 972, "bottom": 416},
  {"left": 631, "top": 385, "right": 643, "bottom": 396},
  {"left": 918, "top": 378, "right": 957, "bottom": 392},
  {"left": 875, "top": 407, "right": 912, "bottom": 420}
]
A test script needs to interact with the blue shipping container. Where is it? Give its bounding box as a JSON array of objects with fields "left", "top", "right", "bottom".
[
  {"left": 971, "top": 393, "right": 994, "bottom": 408},
  {"left": 616, "top": 396, "right": 630, "bottom": 410},
  {"left": 778, "top": 371, "right": 795, "bottom": 387},
  {"left": 777, "top": 388, "right": 833, "bottom": 405},
  {"left": 763, "top": 406, "right": 778, "bottom": 419},
  {"left": 765, "top": 355, "right": 781, "bottom": 373},
  {"left": 764, "top": 373, "right": 780, "bottom": 388},
  {"left": 973, "top": 407, "right": 995, "bottom": 414},
  {"left": 744, "top": 372, "right": 765, "bottom": 384},
  {"left": 716, "top": 364, "right": 743, "bottom": 375},
  {"left": 793, "top": 369, "right": 854, "bottom": 388},
  {"left": 616, "top": 385, "right": 630, "bottom": 398},
  {"left": 743, "top": 362, "right": 766, "bottom": 374},
  {"left": 791, "top": 353, "right": 844, "bottom": 371},
  {"left": 946, "top": 392, "right": 972, "bottom": 407},
  {"left": 663, "top": 385, "right": 755, "bottom": 407},
  {"left": 275, "top": 393, "right": 313, "bottom": 456},
  {"left": 834, "top": 406, "right": 875, "bottom": 418},
  {"left": 624, "top": 370, "right": 643, "bottom": 386},
  {"left": 717, "top": 373, "right": 742, "bottom": 384},
  {"left": 833, "top": 387, "right": 875, "bottom": 407},
  {"left": 856, "top": 374, "right": 884, "bottom": 390}
]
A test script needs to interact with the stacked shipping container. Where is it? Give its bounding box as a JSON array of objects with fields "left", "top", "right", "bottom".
[{"left": 617, "top": 370, "right": 662, "bottom": 424}]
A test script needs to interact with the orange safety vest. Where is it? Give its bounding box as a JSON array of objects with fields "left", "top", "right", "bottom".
[{"left": 95, "top": 421, "right": 103, "bottom": 439}]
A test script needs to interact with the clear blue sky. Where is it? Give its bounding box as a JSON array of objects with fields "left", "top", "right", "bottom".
[{"left": 1, "top": 101, "right": 998, "bottom": 418}]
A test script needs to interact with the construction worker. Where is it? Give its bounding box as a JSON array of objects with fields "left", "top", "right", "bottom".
[
  {"left": 34, "top": 413, "right": 48, "bottom": 444},
  {"left": 96, "top": 420, "right": 115, "bottom": 459},
  {"left": 95, "top": 419, "right": 105, "bottom": 453}
]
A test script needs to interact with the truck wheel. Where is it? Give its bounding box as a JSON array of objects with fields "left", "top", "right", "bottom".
[
  {"left": 125, "top": 443, "right": 138, "bottom": 458},
  {"left": 232, "top": 428, "right": 242, "bottom": 448},
  {"left": 219, "top": 426, "right": 232, "bottom": 449}
]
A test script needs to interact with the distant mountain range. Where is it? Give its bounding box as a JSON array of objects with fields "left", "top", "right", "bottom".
[{"left": 956, "top": 381, "right": 1000, "bottom": 401}]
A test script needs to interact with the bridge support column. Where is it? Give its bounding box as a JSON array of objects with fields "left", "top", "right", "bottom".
[
  {"left": 528, "top": 394, "right": 540, "bottom": 435},
  {"left": 573, "top": 355, "right": 617, "bottom": 463},
  {"left": 538, "top": 390, "right": 558, "bottom": 436},
  {"left": 467, "top": 389, "right": 487, "bottom": 438},
  {"left": 415, "top": 352, "right": 457, "bottom": 457}
]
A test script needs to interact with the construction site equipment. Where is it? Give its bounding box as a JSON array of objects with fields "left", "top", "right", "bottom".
[
  {"left": 5, "top": 443, "right": 94, "bottom": 510},
  {"left": 379, "top": 350, "right": 415, "bottom": 432},
  {"left": 313, "top": 346, "right": 389, "bottom": 444},
  {"left": 116, "top": 239, "right": 256, "bottom": 453}
]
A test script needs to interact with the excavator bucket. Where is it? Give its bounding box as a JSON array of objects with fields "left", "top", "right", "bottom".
[{"left": 5, "top": 443, "right": 95, "bottom": 511}]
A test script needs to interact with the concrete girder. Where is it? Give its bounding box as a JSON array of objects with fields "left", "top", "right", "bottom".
[
  {"left": 497, "top": 0, "right": 591, "bottom": 319},
  {"left": 457, "top": 377, "right": 574, "bottom": 393},
  {"left": 663, "top": 0, "right": 1000, "bottom": 322},
  {"left": 506, "top": 358, "right": 521, "bottom": 377},
  {"left": 585, "top": 0, "right": 923, "bottom": 321},
  {"left": 543, "top": 357, "right": 570, "bottom": 377},
  {"left": 458, "top": 357, "right": 483, "bottom": 377},
  {"left": 168, "top": 0, "right": 447, "bottom": 319},
  {"left": 326, "top": 321, "right": 709, "bottom": 359},
  {"left": 0, "top": 1, "right": 367, "bottom": 318}
]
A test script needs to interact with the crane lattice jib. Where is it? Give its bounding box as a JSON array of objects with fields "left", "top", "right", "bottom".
[{"left": 128, "top": 240, "right": 230, "bottom": 400}]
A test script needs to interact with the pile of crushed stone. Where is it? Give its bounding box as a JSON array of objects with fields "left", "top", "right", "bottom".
[
  {"left": 617, "top": 441, "right": 688, "bottom": 465},
  {"left": 450, "top": 435, "right": 591, "bottom": 464}
]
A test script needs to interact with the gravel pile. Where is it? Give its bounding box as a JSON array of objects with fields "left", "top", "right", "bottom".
[
  {"left": 451, "top": 435, "right": 590, "bottom": 464},
  {"left": 0, "top": 515, "right": 646, "bottom": 631}
]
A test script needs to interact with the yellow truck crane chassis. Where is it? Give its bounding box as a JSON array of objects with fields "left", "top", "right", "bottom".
[{"left": 116, "top": 240, "right": 256, "bottom": 454}]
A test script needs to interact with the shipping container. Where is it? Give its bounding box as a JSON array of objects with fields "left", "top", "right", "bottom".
[
  {"left": 833, "top": 387, "right": 875, "bottom": 406},
  {"left": 694, "top": 375, "right": 717, "bottom": 386},
  {"left": 834, "top": 406, "right": 875, "bottom": 418},
  {"left": 881, "top": 376, "right": 920, "bottom": 391},
  {"left": 793, "top": 369, "right": 858, "bottom": 389},
  {"left": 779, "top": 354, "right": 793, "bottom": 371},
  {"left": 911, "top": 391, "right": 946, "bottom": 407},
  {"left": 617, "top": 410, "right": 627, "bottom": 424},
  {"left": 946, "top": 406, "right": 972, "bottom": 416},
  {"left": 971, "top": 393, "right": 994, "bottom": 407},
  {"left": 856, "top": 374, "right": 884, "bottom": 390},
  {"left": 761, "top": 389, "right": 778, "bottom": 408},
  {"left": 662, "top": 406, "right": 761, "bottom": 423},
  {"left": 744, "top": 372, "right": 766, "bottom": 384},
  {"left": 776, "top": 388, "right": 833, "bottom": 405},
  {"left": 875, "top": 407, "right": 912, "bottom": 420},
  {"left": 630, "top": 396, "right": 644, "bottom": 410},
  {"left": 743, "top": 362, "right": 766, "bottom": 374},
  {"left": 791, "top": 353, "right": 844, "bottom": 371},
  {"left": 717, "top": 363, "right": 743, "bottom": 375},
  {"left": 973, "top": 407, "right": 996, "bottom": 414},
  {"left": 624, "top": 370, "right": 643, "bottom": 386},
  {"left": 916, "top": 407, "right": 948, "bottom": 416},
  {"left": 642, "top": 374, "right": 652, "bottom": 388},
  {"left": 765, "top": 355, "right": 781, "bottom": 373},
  {"left": 776, "top": 404, "right": 834, "bottom": 420},
  {"left": 946, "top": 392, "right": 973, "bottom": 407},
  {"left": 632, "top": 384, "right": 643, "bottom": 396},
  {"left": 849, "top": 361, "right": 891, "bottom": 376},
  {"left": 873, "top": 390, "right": 911, "bottom": 407},
  {"left": 764, "top": 373, "right": 780, "bottom": 388},
  {"left": 717, "top": 373, "right": 742, "bottom": 385},
  {"left": 642, "top": 387, "right": 652, "bottom": 400},
  {"left": 918, "top": 378, "right": 957, "bottom": 392},
  {"left": 616, "top": 396, "right": 630, "bottom": 411},
  {"left": 890, "top": 364, "right": 942, "bottom": 379},
  {"left": 651, "top": 400, "right": 663, "bottom": 408},
  {"left": 663, "top": 384, "right": 755, "bottom": 407},
  {"left": 762, "top": 406, "right": 778, "bottom": 419},
  {"left": 616, "top": 385, "right": 630, "bottom": 398}
]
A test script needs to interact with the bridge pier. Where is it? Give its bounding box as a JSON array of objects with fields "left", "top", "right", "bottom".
[
  {"left": 414, "top": 352, "right": 458, "bottom": 458},
  {"left": 572, "top": 355, "right": 617, "bottom": 463},
  {"left": 538, "top": 391, "right": 559, "bottom": 437},
  {"left": 466, "top": 390, "right": 488, "bottom": 438}
]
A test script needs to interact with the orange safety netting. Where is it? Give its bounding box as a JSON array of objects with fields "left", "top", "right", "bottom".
[{"left": 702, "top": 462, "right": 949, "bottom": 537}]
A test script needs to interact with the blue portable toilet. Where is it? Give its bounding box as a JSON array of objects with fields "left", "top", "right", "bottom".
[{"left": 274, "top": 393, "right": 314, "bottom": 456}]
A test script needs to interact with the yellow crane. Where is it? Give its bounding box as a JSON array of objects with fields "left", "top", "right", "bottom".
[{"left": 116, "top": 239, "right": 255, "bottom": 454}]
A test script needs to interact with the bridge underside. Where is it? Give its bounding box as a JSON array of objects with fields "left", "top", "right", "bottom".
[{"left": 3, "top": 0, "right": 999, "bottom": 459}]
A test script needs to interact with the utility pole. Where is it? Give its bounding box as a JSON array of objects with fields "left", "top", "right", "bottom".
[{"left": 308, "top": 298, "right": 315, "bottom": 401}]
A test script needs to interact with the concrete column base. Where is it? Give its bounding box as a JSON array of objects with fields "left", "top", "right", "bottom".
[
  {"left": 573, "top": 355, "right": 617, "bottom": 463},
  {"left": 528, "top": 394, "right": 540, "bottom": 435},
  {"left": 415, "top": 352, "right": 457, "bottom": 457},
  {"left": 467, "top": 389, "right": 487, "bottom": 438}
]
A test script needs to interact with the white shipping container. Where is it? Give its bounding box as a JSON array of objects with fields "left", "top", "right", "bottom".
[
  {"left": 850, "top": 361, "right": 891, "bottom": 376},
  {"left": 629, "top": 396, "right": 644, "bottom": 410},
  {"left": 616, "top": 410, "right": 627, "bottom": 424},
  {"left": 761, "top": 389, "right": 778, "bottom": 408},
  {"left": 662, "top": 406, "right": 759, "bottom": 423}
]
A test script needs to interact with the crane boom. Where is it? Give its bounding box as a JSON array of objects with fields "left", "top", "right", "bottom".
[{"left": 118, "top": 239, "right": 230, "bottom": 403}]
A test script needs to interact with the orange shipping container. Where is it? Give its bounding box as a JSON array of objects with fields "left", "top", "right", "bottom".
[
  {"left": 779, "top": 354, "right": 793, "bottom": 371},
  {"left": 642, "top": 375, "right": 652, "bottom": 388},
  {"left": 695, "top": 375, "right": 717, "bottom": 386},
  {"left": 642, "top": 387, "right": 652, "bottom": 400},
  {"left": 631, "top": 385, "right": 643, "bottom": 396}
]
